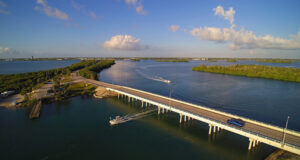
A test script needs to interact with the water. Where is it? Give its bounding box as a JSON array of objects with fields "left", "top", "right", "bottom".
[
  {"left": 0, "top": 60, "right": 80, "bottom": 74},
  {"left": 101, "top": 60, "right": 300, "bottom": 130},
  {"left": 1, "top": 59, "right": 300, "bottom": 160}
]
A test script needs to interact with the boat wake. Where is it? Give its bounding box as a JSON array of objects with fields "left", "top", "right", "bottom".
[
  {"left": 136, "top": 69, "right": 171, "bottom": 84},
  {"left": 110, "top": 109, "right": 157, "bottom": 125}
]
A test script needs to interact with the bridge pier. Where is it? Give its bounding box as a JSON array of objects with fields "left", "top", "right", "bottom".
[
  {"left": 179, "top": 114, "right": 183, "bottom": 123},
  {"left": 141, "top": 101, "right": 143, "bottom": 108},
  {"left": 184, "top": 115, "right": 187, "bottom": 122},
  {"left": 248, "top": 139, "right": 260, "bottom": 150},
  {"left": 158, "top": 106, "right": 161, "bottom": 114},
  {"left": 208, "top": 124, "right": 212, "bottom": 135},
  {"left": 162, "top": 107, "right": 165, "bottom": 114},
  {"left": 248, "top": 139, "right": 253, "bottom": 150}
]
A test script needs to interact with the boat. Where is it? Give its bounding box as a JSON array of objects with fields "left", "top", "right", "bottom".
[
  {"left": 109, "top": 109, "right": 157, "bottom": 125},
  {"left": 164, "top": 80, "right": 171, "bottom": 84},
  {"left": 109, "top": 115, "right": 132, "bottom": 125}
]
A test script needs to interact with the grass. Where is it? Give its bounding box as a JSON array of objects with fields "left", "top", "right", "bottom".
[
  {"left": 65, "top": 82, "right": 96, "bottom": 96},
  {"left": 61, "top": 75, "right": 72, "bottom": 83}
]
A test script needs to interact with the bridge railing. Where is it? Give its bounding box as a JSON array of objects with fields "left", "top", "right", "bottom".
[
  {"left": 120, "top": 85, "right": 300, "bottom": 137},
  {"left": 173, "top": 105, "right": 299, "bottom": 149},
  {"left": 107, "top": 87, "right": 300, "bottom": 150}
]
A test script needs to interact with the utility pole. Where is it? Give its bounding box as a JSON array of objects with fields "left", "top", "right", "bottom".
[
  {"left": 282, "top": 116, "right": 290, "bottom": 147},
  {"left": 168, "top": 84, "right": 174, "bottom": 110}
]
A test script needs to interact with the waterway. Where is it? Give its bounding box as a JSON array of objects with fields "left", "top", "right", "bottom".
[
  {"left": 0, "top": 60, "right": 80, "bottom": 74},
  {"left": 1, "top": 60, "right": 300, "bottom": 160}
]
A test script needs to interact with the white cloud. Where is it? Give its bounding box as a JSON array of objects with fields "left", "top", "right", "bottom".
[
  {"left": 35, "top": 0, "right": 69, "bottom": 20},
  {"left": 0, "top": 1, "right": 10, "bottom": 14},
  {"left": 170, "top": 25, "right": 180, "bottom": 32},
  {"left": 190, "top": 5, "right": 300, "bottom": 50},
  {"left": 103, "top": 35, "right": 148, "bottom": 51},
  {"left": 124, "top": 0, "right": 147, "bottom": 15},
  {"left": 136, "top": 5, "right": 146, "bottom": 15},
  {"left": 191, "top": 27, "right": 300, "bottom": 50},
  {"left": 214, "top": 5, "right": 235, "bottom": 28}
]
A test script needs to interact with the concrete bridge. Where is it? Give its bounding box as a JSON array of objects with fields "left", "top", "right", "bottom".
[{"left": 77, "top": 76, "right": 300, "bottom": 155}]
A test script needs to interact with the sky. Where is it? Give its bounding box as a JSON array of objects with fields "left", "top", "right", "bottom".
[{"left": 0, "top": 0, "right": 300, "bottom": 58}]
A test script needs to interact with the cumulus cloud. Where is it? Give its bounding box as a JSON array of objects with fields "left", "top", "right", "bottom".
[
  {"left": 125, "top": 0, "right": 147, "bottom": 15},
  {"left": 191, "top": 27, "right": 300, "bottom": 50},
  {"left": 0, "top": 1, "right": 10, "bottom": 14},
  {"left": 190, "top": 5, "right": 300, "bottom": 50},
  {"left": 170, "top": 25, "right": 180, "bottom": 32},
  {"left": 214, "top": 5, "right": 235, "bottom": 28},
  {"left": 103, "top": 35, "right": 148, "bottom": 51},
  {"left": 35, "top": 0, "right": 69, "bottom": 20}
]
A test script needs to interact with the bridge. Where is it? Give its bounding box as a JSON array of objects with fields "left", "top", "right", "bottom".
[{"left": 74, "top": 75, "right": 300, "bottom": 155}]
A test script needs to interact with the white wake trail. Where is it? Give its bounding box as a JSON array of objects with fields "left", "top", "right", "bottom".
[{"left": 136, "top": 69, "right": 171, "bottom": 84}]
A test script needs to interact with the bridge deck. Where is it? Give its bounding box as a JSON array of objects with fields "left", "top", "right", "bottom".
[{"left": 76, "top": 76, "right": 300, "bottom": 150}]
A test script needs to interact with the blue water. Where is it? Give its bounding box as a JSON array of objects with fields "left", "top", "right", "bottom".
[
  {"left": 1, "top": 59, "right": 300, "bottom": 160},
  {"left": 0, "top": 60, "right": 80, "bottom": 74},
  {"left": 100, "top": 60, "right": 300, "bottom": 131}
]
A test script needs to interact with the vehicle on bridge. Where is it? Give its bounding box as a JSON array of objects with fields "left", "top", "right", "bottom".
[{"left": 227, "top": 118, "right": 245, "bottom": 127}]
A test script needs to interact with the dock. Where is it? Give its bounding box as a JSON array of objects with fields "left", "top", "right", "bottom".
[{"left": 29, "top": 100, "right": 42, "bottom": 119}]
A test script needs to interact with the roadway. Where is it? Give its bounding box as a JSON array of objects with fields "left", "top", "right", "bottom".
[{"left": 74, "top": 75, "right": 300, "bottom": 149}]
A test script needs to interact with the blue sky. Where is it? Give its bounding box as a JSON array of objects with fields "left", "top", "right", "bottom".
[{"left": 0, "top": 0, "right": 300, "bottom": 58}]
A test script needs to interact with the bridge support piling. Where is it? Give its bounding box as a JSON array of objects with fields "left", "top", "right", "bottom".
[
  {"left": 179, "top": 114, "right": 182, "bottom": 123},
  {"left": 208, "top": 124, "right": 212, "bottom": 135},
  {"left": 248, "top": 139, "right": 253, "bottom": 150},
  {"left": 184, "top": 115, "right": 187, "bottom": 122},
  {"left": 141, "top": 101, "right": 144, "bottom": 108},
  {"left": 158, "top": 107, "right": 161, "bottom": 115},
  {"left": 162, "top": 108, "right": 164, "bottom": 114}
]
